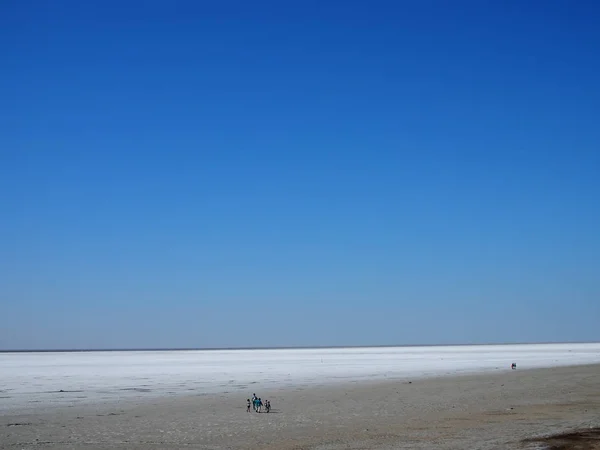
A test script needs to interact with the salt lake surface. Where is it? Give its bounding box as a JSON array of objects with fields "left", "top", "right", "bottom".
[{"left": 1, "top": 343, "right": 599, "bottom": 413}]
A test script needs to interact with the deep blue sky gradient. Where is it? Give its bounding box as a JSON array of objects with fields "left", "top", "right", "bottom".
[{"left": 1, "top": 1, "right": 599, "bottom": 349}]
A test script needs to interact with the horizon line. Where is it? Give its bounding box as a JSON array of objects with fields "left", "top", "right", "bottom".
[{"left": 1, "top": 340, "right": 597, "bottom": 353}]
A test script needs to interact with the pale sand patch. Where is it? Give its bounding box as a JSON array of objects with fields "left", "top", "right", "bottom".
[{"left": 1, "top": 364, "right": 599, "bottom": 449}]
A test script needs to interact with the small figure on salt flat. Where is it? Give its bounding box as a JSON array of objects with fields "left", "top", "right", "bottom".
[{"left": 511, "top": 363, "right": 517, "bottom": 370}]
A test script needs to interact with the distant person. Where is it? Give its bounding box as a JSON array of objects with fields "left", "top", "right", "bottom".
[
  {"left": 258, "top": 398, "right": 263, "bottom": 413},
  {"left": 246, "top": 399, "right": 251, "bottom": 412},
  {"left": 511, "top": 363, "right": 517, "bottom": 370},
  {"left": 265, "top": 400, "right": 271, "bottom": 413},
  {"left": 253, "top": 397, "right": 259, "bottom": 412}
]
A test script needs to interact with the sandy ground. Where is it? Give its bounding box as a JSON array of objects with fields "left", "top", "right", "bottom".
[{"left": 2, "top": 364, "right": 600, "bottom": 449}]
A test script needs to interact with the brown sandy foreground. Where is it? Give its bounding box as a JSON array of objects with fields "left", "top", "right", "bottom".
[{"left": 2, "top": 364, "right": 600, "bottom": 449}]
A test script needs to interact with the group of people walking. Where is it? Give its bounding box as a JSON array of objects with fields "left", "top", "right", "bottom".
[{"left": 247, "top": 393, "right": 271, "bottom": 413}]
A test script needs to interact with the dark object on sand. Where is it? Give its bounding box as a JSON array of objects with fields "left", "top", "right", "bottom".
[
  {"left": 511, "top": 363, "right": 517, "bottom": 370},
  {"left": 522, "top": 427, "right": 600, "bottom": 449}
]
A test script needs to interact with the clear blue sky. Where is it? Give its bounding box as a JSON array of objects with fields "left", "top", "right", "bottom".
[{"left": 1, "top": 1, "right": 599, "bottom": 350}]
